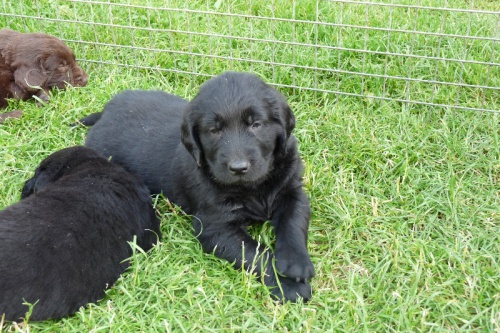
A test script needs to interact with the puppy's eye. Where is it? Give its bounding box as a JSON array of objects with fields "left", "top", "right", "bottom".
[
  {"left": 251, "top": 121, "right": 262, "bottom": 129},
  {"left": 209, "top": 128, "right": 220, "bottom": 135}
]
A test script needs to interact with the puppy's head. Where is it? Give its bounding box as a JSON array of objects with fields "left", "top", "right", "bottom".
[
  {"left": 38, "top": 50, "right": 89, "bottom": 89},
  {"left": 181, "top": 71, "right": 296, "bottom": 186},
  {"left": 21, "top": 146, "right": 100, "bottom": 199},
  {"left": 8, "top": 32, "right": 88, "bottom": 94}
]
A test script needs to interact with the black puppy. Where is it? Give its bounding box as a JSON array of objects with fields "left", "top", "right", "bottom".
[
  {"left": 0, "top": 146, "right": 161, "bottom": 321},
  {"left": 82, "top": 72, "right": 314, "bottom": 302}
]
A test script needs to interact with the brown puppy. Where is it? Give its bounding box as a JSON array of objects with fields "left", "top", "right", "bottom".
[{"left": 0, "top": 29, "right": 88, "bottom": 108}]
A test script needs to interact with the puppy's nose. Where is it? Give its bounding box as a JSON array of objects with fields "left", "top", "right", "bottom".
[
  {"left": 228, "top": 160, "right": 249, "bottom": 175},
  {"left": 75, "top": 75, "right": 88, "bottom": 86}
]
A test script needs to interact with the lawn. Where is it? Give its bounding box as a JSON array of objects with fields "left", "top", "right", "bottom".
[{"left": 1, "top": 1, "right": 499, "bottom": 332}]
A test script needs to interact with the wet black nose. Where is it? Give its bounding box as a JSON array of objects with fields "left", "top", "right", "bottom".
[{"left": 228, "top": 160, "right": 249, "bottom": 175}]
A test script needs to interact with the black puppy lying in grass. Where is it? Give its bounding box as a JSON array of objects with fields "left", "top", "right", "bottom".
[
  {"left": 0, "top": 146, "right": 161, "bottom": 321},
  {"left": 80, "top": 72, "right": 314, "bottom": 302}
]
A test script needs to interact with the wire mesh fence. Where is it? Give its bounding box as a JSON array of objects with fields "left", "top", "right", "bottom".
[{"left": 1, "top": 0, "right": 499, "bottom": 112}]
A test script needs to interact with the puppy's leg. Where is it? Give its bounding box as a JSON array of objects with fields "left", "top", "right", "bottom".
[
  {"left": 272, "top": 188, "right": 315, "bottom": 282},
  {"left": 136, "top": 209, "right": 162, "bottom": 251},
  {"left": 193, "top": 217, "right": 311, "bottom": 302},
  {"left": 0, "top": 110, "right": 23, "bottom": 124}
]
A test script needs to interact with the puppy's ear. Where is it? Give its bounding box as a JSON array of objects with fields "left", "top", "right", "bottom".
[
  {"left": 13, "top": 56, "right": 49, "bottom": 93},
  {"left": 281, "top": 102, "right": 296, "bottom": 138},
  {"left": 20, "top": 148, "right": 80, "bottom": 199},
  {"left": 274, "top": 91, "right": 296, "bottom": 157},
  {"left": 181, "top": 111, "right": 203, "bottom": 167},
  {"left": 20, "top": 168, "right": 53, "bottom": 199},
  {"left": 20, "top": 175, "right": 37, "bottom": 199}
]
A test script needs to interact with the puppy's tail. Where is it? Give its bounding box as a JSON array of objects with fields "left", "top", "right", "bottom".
[{"left": 71, "top": 112, "right": 102, "bottom": 127}]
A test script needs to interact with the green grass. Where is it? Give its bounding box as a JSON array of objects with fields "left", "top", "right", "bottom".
[{"left": 1, "top": 1, "right": 500, "bottom": 332}]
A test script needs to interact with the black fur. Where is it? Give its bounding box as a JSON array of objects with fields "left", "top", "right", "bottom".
[
  {"left": 83, "top": 72, "right": 314, "bottom": 302},
  {"left": 0, "top": 146, "right": 161, "bottom": 321}
]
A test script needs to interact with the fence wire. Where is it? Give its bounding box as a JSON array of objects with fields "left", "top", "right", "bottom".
[{"left": 1, "top": 0, "right": 499, "bottom": 112}]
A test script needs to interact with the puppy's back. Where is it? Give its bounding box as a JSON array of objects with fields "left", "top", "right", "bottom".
[
  {"left": 0, "top": 29, "right": 21, "bottom": 49},
  {"left": 0, "top": 146, "right": 160, "bottom": 321},
  {"left": 94, "top": 90, "right": 187, "bottom": 124},
  {"left": 85, "top": 90, "right": 188, "bottom": 194},
  {"left": 0, "top": 30, "right": 20, "bottom": 106}
]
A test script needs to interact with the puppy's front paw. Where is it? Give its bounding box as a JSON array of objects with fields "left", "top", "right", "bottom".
[
  {"left": 275, "top": 247, "right": 315, "bottom": 282},
  {"left": 268, "top": 276, "right": 312, "bottom": 303}
]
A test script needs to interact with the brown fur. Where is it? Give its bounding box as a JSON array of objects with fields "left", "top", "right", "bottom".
[{"left": 0, "top": 29, "right": 88, "bottom": 108}]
